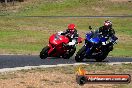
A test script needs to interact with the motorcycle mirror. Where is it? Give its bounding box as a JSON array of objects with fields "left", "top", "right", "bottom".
[{"left": 89, "top": 26, "right": 92, "bottom": 30}]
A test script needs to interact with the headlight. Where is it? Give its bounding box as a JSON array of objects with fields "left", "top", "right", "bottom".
[{"left": 102, "top": 42, "right": 106, "bottom": 45}]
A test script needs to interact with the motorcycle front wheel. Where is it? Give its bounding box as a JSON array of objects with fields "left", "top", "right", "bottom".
[
  {"left": 75, "top": 46, "right": 86, "bottom": 62},
  {"left": 40, "top": 46, "right": 49, "bottom": 59}
]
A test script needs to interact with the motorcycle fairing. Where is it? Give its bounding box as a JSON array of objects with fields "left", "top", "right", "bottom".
[{"left": 48, "top": 33, "right": 69, "bottom": 56}]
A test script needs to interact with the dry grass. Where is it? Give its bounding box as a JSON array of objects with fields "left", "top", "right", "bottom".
[
  {"left": 1, "top": 64, "right": 132, "bottom": 88},
  {"left": 0, "top": 68, "right": 116, "bottom": 88},
  {"left": 110, "top": 0, "right": 130, "bottom": 2},
  {"left": 0, "top": 0, "right": 37, "bottom": 11}
]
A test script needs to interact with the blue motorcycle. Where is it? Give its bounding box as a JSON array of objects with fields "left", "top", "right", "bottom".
[{"left": 75, "top": 26, "right": 118, "bottom": 62}]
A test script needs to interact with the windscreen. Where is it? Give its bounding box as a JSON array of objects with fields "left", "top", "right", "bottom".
[
  {"left": 54, "top": 34, "right": 60, "bottom": 40},
  {"left": 90, "top": 30, "right": 99, "bottom": 38}
]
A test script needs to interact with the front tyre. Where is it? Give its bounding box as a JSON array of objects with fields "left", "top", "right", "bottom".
[
  {"left": 75, "top": 46, "right": 86, "bottom": 62},
  {"left": 40, "top": 46, "right": 49, "bottom": 59}
]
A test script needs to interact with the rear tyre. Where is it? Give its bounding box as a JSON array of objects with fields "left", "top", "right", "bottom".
[
  {"left": 95, "top": 52, "right": 109, "bottom": 62},
  {"left": 63, "top": 47, "right": 76, "bottom": 59},
  {"left": 75, "top": 46, "right": 86, "bottom": 62},
  {"left": 40, "top": 46, "right": 49, "bottom": 59}
]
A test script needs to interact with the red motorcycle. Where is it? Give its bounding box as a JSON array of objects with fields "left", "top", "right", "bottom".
[{"left": 40, "top": 32, "right": 82, "bottom": 59}]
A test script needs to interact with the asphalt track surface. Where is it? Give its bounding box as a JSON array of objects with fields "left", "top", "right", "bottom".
[{"left": 0, "top": 55, "right": 132, "bottom": 69}]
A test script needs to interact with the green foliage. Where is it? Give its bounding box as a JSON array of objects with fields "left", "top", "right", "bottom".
[{"left": 1, "top": 0, "right": 131, "bottom": 16}]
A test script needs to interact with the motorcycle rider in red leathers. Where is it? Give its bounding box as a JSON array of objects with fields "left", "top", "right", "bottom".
[{"left": 58, "top": 24, "right": 79, "bottom": 46}]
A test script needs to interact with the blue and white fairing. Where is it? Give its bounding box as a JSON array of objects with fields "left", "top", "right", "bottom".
[
  {"left": 85, "top": 30, "right": 109, "bottom": 54},
  {"left": 86, "top": 30, "right": 102, "bottom": 44}
]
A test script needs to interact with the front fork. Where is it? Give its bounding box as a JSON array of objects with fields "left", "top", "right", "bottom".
[
  {"left": 48, "top": 44, "right": 56, "bottom": 56},
  {"left": 85, "top": 44, "right": 102, "bottom": 56},
  {"left": 85, "top": 44, "right": 92, "bottom": 56}
]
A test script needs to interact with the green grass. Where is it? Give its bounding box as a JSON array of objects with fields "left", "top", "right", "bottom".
[
  {"left": 8, "top": 0, "right": 131, "bottom": 16},
  {"left": 1, "top": 0, "right": 132, "bottom": 16},
  {"left": 0, "top": 16, "right": 131, "bottom": 56},
  {"left": 0, "top": 28, "right": 49, "bottom": 54},
  {"left": 0, "top": 0, "right": 131, "bottom": 56},
  {"left": 109, "top": 42, "right": 132, "bottom": 57}
]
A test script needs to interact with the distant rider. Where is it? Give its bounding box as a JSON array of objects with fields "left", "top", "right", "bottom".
[
  {"left": 58, "top": 24, "right": 79, "bottom": 46},
  {"left": 98, "top": 20, "right": 118, "bottom": 52},
  {"left": 99, "top": 20, "right": 115, "bottom": 37},
  {"left": 99, "top": 20, "right": 117, "bottom": 43}
]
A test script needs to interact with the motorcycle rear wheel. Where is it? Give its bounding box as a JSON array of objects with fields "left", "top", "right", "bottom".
[
  {"left": 95, "top": 52, "right": 109, "bottom": 62},
  {"left": 63, "top": 47, "right": 76, "bottom": 59}
]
